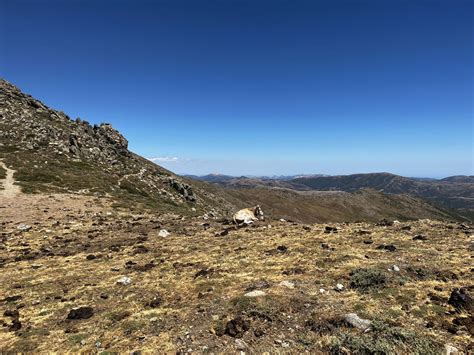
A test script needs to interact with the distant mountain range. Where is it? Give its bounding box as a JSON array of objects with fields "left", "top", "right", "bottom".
[{"left": 185, "top": 172, "right": 474, "bottom": 221}]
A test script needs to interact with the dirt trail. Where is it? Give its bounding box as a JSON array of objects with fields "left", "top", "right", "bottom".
[{"left": 0, "top": 160, "right": 21, "bottom": 198}]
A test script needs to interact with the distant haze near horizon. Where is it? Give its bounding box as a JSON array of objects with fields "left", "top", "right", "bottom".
[
  {"left": 1, "top": 0, "right": 472, "bottom": 177},
  {"left": 150, "top": 157, "right": 470, "bottom": 180},
  {"left": 150, "top": 157, "right": 473, "bottom": 179}
]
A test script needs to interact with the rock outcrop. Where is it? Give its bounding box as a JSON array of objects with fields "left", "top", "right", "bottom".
[{"left": 0, "top": 78, "right": 237, "bottom": 214}]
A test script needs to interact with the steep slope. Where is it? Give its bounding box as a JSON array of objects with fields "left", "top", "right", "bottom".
[{"left": 0, "top": 78, "right": 239, "bottom": 215}]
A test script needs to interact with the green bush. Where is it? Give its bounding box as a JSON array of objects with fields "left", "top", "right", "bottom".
[
  {"left": 329, "top": 321, "right": 441, "bottom": 355},
  {"left": 350, "top": 268, "right": 387, "bottom": 292}
]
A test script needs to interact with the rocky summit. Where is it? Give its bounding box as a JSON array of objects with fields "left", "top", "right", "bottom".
[
  {"left": 0, "top": 79, "right": 241, "bottom": 215},
  {"left": 0, "top": 79, "right": 473, "bottom": 353}
]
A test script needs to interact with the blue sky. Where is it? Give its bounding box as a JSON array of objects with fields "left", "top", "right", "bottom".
[{"left": 1, "top": 0, "right": 472, "bottom": 177}]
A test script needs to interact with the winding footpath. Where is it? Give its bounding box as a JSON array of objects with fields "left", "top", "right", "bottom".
[{"left": 0, "top": 160, "right": 21, "bottom": 199}]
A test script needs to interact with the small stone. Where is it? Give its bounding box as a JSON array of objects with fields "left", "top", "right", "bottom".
[
  {"left": 116, "top": 276, "right": 131, "bottom": 285},
  {"left": 444, "top": 344, "right": 459, "bottom": 355},
  {"left": 158, "top": 229, "right": 170, "bottom": 237},
  {"left": 4, "top": 309, "right": 19, "bottom": 318},
  {"left": 413, "top": 234, "right": 428, "bottom": 241},
  {"left": 279, "top": 281, "right": 295, "bottom": 289},
  {"left": 149, "top": 317, "right": 159, "bottom": 322},
  {"left": 343, "top": 313, "right": 372, "bottom": 331},
  {"left": 392, "top": 265, "right": 400, "bottom": 272},
  {"left": 376, "top": 244, "right": 397, "bottom": 252},
  {"left": 67, "top": 306, "right": 94, "bottom": 320},
  {"left": 17, "top": 223, "right": 32, "bottom": 232},
  {"left": 146, "top": 296, "right": 162, "bottom": 308},
  {"left": 9, "top": 319, "right": 22, "bottom": 331},
  {"left": 448, "top": 288, "right": 473, "bottom": 312},
  {"left": 336, "top": 283, "right": 344, "bottom": 291},
  {"left": 319, "top": 288, "right": 326, "bottom": 294},
  {"left": 235, "top": 339, "right": 248, "bottom": 350},
  {"left": 244, "top": 290, "right": 266, "bottom": 297},
  {"left": 225, "top": 316, "right": 250, "bottom": 338}
]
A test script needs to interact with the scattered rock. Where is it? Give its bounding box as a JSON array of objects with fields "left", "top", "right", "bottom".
[
  {"left": 413, "top": 235, "right": 428, "bottom": 241},
  {"left": 376, "top": 244, "right": 397, "bottom": 252},
  {"left": 17, "top": 223, "right": 32, "bottom": 232},
  {"left": 324, "top": 226, "right": 338, "bottom": 233},
  {"left": 116, "top": 276, "right": 131, "bottom": 285},
  {"left": 4, "top": 309, "right": 19, "bottom": 318},
  {"left": 453, "top": 316, "right": 474, "bottom": 335},
  {"left": 335, "top": 283, "right": 344, "bottom": 291},
  {"left": 279, "top": 281, "right": 295, "bottom": 289},
  {"left": 146, "top": 296, "right": 162, "bottom": 308},
  {"left": 448, "top": 288, "right": 473, "bottom": 312},
  {"left": 9, "top": 319, "right": 21, "bottom": 331},
  {"left": 235, "top": 339, "right": 248, "bottom": 350},
  {"left": 377, "top": 219, "right": 393, "bottom": 226},
  {"left": 194, "top": 268, "right": 214, "bottom": 279},
  {"left": 158, "top": 229, "right": 170, "bottom": 237},
  {"left": 245, "top": 280, "right": 271, "bottom": 291},
  {"left": 225, "top": 316, "right": 250, "bottom": 338},
  {"left": 244, "top": 290, "right": 266, "bottom": 297},
  {"left": 276, "top": 245, "right": 288, "bottom": 253},
  {"left": 444, "top": 344, "right": 459, "bottom": 355},
  {"left": 390, "top": 265, "right": 400, "bottom": 272},
  {"left": 321, "top": 243, "right": 335, "bottom": 251},
  {"left": 343, "top": 313, "right": 372, "bottom": 331},
  {"left": 67, "top": 306, "right": 94, "bottom": 320}
]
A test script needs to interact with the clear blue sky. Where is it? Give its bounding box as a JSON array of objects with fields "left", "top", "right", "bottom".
[{"left": 1, "top": 0, "right": 472, "bottom": 177}]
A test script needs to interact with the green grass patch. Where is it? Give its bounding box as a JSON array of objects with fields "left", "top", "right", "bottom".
[{"left": 329, "top": 321, "right": 441, "bottom": 354}]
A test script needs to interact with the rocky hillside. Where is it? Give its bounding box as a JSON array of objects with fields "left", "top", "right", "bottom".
[{"left": 0, "top": 79, "right": 238, "bottom": 215}]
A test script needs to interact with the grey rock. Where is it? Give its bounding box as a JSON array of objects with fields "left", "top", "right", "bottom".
[{"left": 343, "top": 313, "right": 372, "bottom": 331}]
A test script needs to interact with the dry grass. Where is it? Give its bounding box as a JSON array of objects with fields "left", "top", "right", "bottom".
[{"left": 0, "top": 193, "right": 472, "bottom": 353}]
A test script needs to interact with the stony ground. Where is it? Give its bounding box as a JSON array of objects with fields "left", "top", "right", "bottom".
[{"left": 0, "top": 193, "right": 473, "bottom": 353}]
